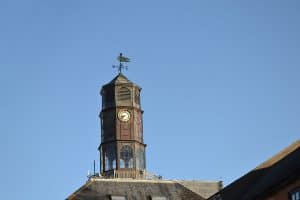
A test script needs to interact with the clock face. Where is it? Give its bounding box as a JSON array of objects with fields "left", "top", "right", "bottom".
[{"left": 118, "top": 110, "right": 131, "bottom": 122}]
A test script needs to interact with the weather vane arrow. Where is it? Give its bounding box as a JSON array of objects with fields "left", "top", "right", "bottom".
[{"left": 113, "top": 53, "right": 131, "bottom": 74}]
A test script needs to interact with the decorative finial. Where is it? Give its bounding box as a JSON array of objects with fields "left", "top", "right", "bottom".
[{"left": 113, "top": 53, "right": 131, "bottom": 74}]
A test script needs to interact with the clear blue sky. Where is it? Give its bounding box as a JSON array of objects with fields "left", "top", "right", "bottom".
[{"left": 0, "top": 1, "right": 299, "bottom": 199}]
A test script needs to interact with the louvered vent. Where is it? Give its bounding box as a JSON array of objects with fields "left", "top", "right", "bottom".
[{"left": 118, "top": 87, "right": 131, "bottom": 101}]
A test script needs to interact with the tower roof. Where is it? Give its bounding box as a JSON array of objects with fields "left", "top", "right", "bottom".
[
  {"left": 108, "top": 73, "right": 133, "bottom": 85},
  {"left": 102, "top": 73, "right": 141, "bottom": 90}
]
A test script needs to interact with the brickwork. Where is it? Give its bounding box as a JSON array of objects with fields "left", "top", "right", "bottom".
[{"left": 263, "top": 178, "right": 300, "bottom": 200}]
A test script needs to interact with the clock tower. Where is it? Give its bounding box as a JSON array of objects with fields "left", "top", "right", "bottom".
[
  {"left": 99, "top": 70, "right": 146, "bottom": 179},
  {"left": 66, "top": 55, "right": 222, "bottom": 200}
]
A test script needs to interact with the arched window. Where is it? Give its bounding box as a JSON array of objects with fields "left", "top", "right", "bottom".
[
  {"left": 136, "top": 148, "right": 145, "bottom": 170},
  {"left": 118, "top": 87, "right": 131, "bottom": 101},
  {"left": 120, "top": 145, "right": 133, "bottom": 168},
  {"left": 135, "top": 89, "right": 140, "bottom": 105},
  {"left": 290, "top": 188, "right": 300, "bottom": 200},
  {"left": 103, "top": 144, "right": 116, "bottom": 171}
]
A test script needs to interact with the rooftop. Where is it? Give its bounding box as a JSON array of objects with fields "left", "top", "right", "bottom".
[
  {"left": 67, "top": 177, "right": 222, "bottom": 200},
  {"left": 209, "top": 139, "right": 300, "bottom": 200}
]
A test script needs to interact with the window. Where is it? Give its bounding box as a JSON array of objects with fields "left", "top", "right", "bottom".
[
  {"left": 135, "top": 89, "right": 140, "bottom": 105},
  {"left": 290, "top": 188, "right": 300, "bottom": 200},
  {"left": 136, "top": 147, "right": 145, "bottom": 170},
  {"left": 109, "top": 196, "right": 127, "bottom": 200},
  {"left": 118, "top": 87, "right": 131, "bottom": 101},
  {"left": 120, "top": 145, "right": 133, "bottom": 168},
  {"left": 103, "top": 143, "right": 116, "bottom": 171},
  {"left": 150, "top": 197, "right": 167, "bottom": 200}
]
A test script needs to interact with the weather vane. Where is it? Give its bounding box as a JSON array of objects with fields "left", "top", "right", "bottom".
[{"left": 113, "top": 53, "right": 131, "bottom": 74}]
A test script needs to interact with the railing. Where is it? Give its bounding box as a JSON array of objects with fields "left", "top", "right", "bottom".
[
  {"left": 144, "top": 171, "right": 162, "bottom": 180},
  {"left": 94, "top": 169, "right": 162, "bottom": 180}
]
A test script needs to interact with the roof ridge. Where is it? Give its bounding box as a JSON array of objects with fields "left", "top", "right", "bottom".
[
  {"left": 108, "top": 73, "right": 132, "bottom": 84},
  {"left": 90, "top": 177, "right": 176, "bottom": 183},
  {"left": 255, "top": 139, "right": 300, "bottom": 170},
  {"left": 175, "top": 182, "right": 206, "bottom": 200}
]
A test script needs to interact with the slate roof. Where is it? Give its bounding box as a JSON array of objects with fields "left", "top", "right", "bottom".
[
  {"left": 107, "top": 73, "right": 133, "bottom": 85},
  {"left": 67, "top": 178, "right": 221, "bottom": 200},
  {"left": 208, "top": 140, "right": 300, "bottom": 200},
  {"left": 178, "top": 180, "right": 222, "bottom": 199},
  {"left": 101, "top": 73, "right": 141, "bottom": 91}
]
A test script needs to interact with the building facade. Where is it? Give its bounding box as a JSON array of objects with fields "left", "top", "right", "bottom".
[{"left": 209, "top": 140, "right": 300, "bottom": 200}]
